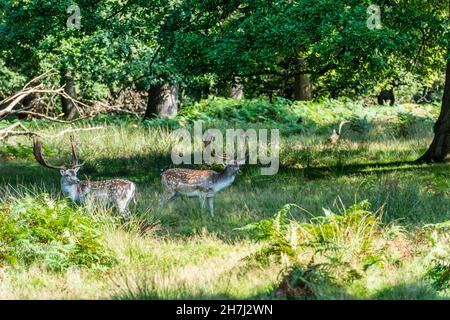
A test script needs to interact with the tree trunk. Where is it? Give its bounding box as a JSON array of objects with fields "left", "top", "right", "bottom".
[
  {"left": 417, "top": 60, "right": 450, "bottom": 163},
  {"left": 60, "top": 68, "right": 78, "bottom": 120},
  {"left": 294, "top": 74, "right": 311, "bottom": 101},
  {"left": 377, "top": 89, "right": 395, "bottom": 106},
  {"left": 144, "top": 83, "right": 179, "bottom": 119},
  {"left": 230, "top": 78, "right": 244, "bottom": 100},
  {"left": 18, "top": 93, "right": 36, "bottom": 119}
]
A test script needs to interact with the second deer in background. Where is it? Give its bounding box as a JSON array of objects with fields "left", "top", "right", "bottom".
[{"left": 158, "top": 159, "right": 244, "bottom": 217}]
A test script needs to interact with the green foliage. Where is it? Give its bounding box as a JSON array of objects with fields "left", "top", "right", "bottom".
[
  {"left": 276, "top": 264, "right": 328, "bottom": 299},
  {"left": 143, "top": 96, "right": 438, "bottom": 136},
  {"left": 0, "top": 142, "right": 32, "bottom": 160},
  {"left": 392, "top": 112, "right": 428, "bottom": 137},
  {"left": 0, "top": 193, "right": 116, "bottom": 271},
  {"left": 426, "top": 263, "right": 450, "bottom": 292},
  {"left": 0, "top": 0, "right": 169, "bottom": 100},
  {"left": 180, "top": 97, "right": 297, "bottom": 124},
  {"left": 170, "top": 0, "right": 447, "bottom": 98},
  {"left": 298, "top": 200, "right": 382, "bottom": 258},
  {"left": 142, "top": 116, "right": 183, "bottom": 130},
  {"left": 423, "top": 224, "right": 450, "bottom": 291},
  {"left": 237, "top": 203, "right": 299, "bottom": 259},
  {"left": 0, "top": 111, "right": 447, "bottom": 299},
  {"left": 349, "top": 115, "right": 373, "bottom": 135},
  {"left": 240, "top": 201, "right": 389, "bottom": 286},
  {"left": 0, "top": 59, "right": 26, "bottom": 99},
  {"left": 1, "top": 0, "right": 446, "bottom": 105},
  {"left": 241, "top": 201, "right": 381, "bottom": 267}
]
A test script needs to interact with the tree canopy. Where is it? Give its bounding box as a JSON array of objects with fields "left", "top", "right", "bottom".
[{"left": 0, "top": 1, "right": 448, "bottom": 105}]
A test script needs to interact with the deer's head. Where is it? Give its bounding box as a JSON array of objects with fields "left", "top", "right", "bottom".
[
  {"left": 59, "top": 167, "right": 81, "bottom": 184},
  {"left": 223, "top": 159, "right": 245, "bottom": 176},
  {"left": 33, "top": 135, "right": 84, "bottom": 185}
]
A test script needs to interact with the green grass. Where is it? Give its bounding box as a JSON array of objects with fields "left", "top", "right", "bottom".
[{"left": 0, "top": 99, "right": 449, "bottom": 299}]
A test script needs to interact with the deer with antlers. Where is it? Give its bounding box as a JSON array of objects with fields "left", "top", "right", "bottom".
[
  {"left": 33, "top": 135, "right": 136, "bottom": 216},
  {"left": 158, "top": 158, "right": 244, "bottom": 217}
]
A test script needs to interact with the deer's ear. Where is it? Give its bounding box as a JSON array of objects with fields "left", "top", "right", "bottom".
[
  {"left": 74, "top": 167, "right": 80, "bottom": 174},
  {"left": 60, "top": 169, "right": 65, "bottom": 175}
]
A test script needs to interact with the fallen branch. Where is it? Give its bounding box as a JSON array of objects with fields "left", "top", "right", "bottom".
[
  {"left": 85, "top": 99, "right": 142, "bottom": 117},
  {"left": 12, "top": 110, "right": 89, "bottom": 123},
  {"left": 41, "top": 126, "right": 104, "bottom": 138},
  {"left": 23, "top": 69, "right": 57, "bottom": 90},
  {"left": 0, "top": 122, "right": 31, "bottom": 140},
  {"left": 0, "top": 69, "right": 88, "bottom": 119},
  {"left": 0, "top": 70, "right": 145, "bottom": 122},
  {"left": 0, "top": 124, "right": 104, "bottom": 141}
]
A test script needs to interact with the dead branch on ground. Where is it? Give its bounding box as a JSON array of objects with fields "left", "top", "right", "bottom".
[{"left": 0, "top": 124, "right": 104, "bottom": 141}]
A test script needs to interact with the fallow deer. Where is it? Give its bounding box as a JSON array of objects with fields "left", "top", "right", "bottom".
[
  {"left": 33, "top": 135, "right": 136, "bottom": 216},
  {"left": 158, "top": 159, "right": 244, "bottom": 217},
  {"left": 327, "top": 120, "right": 350, "bottom": 145}
]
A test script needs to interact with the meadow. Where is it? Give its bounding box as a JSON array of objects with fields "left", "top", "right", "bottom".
[{"left": 0, "top": 98, "right": 449, "bottom": 300}]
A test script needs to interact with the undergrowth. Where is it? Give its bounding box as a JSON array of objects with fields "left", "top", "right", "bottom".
[{"left": 0, "top": 193, "right": 116, "bottom": 272}]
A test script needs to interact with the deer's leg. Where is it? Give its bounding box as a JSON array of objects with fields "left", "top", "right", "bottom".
[
  {"left": 199, "top": 194, "right": 206, "bottom": 210},
  {"left": 117, "top": 202, "right": 131, "bottom": 219},
  {"left": 207, "top": 197, "right": 214, "bottom": 217},
  {"left": 79, "top": 194, "right": 93, "bottom": 209},
  {"left": 158, "top": 191, "right": 177, "bottom": 209},
  {"left": 117, "top": 196, "right": 132, "bottom": 217},
  {"left": 167, "top": 192, "right": 179, "bottom": 209},
  {"left": 117, "top": 187, "right": 135, "bottom": 217},
  {"left": 125, "top": 184, "right": 136, "bottom": 210}
]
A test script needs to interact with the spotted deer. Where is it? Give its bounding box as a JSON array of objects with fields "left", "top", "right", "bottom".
[
  {"left": 158, "top": 159, "right": 244, "bottom": 217},
  {"left": 33, "top": 135, "right": 136, "bottom": 216}
]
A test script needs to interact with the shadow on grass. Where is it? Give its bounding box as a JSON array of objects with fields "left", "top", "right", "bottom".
[
  {"left": 115, "top": 279, "right": 443, "bottom": 300},
  {"left": 114, "top": 290, "right": 273, "bottom": 300},
  {"left": 369, "top": 282, "right": 443, "bottom": 300},
  {"left": 2, "top": 141, "right": 446, "bottom": 185},
  {"left": 112, "top": 270, "right": 445, "bottom": 300},
  {"left": 279, "top": 159, "right": 448, "bottom": 180},
  {"left": 1, "top": 154, "right": 449, "bottom": 239}
]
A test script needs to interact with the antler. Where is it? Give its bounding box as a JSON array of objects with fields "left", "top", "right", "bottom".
[
  {"left": 226, "top": 158, "right": 246, "bottom": 166},
  {"left": 204, "top": 131, "right": 247, "bottom": 166},
  {"left": 33, "top": 139, "right": 67, "bottom": 170},
  {"left": 69, "top": 134, "right": 84, "bottom": 168},
  {"left": 32, "top": 135, "right": 85, "bottom": 170},
  {"left": 217, "top": 152, "right": 246, "bottom": 166}
]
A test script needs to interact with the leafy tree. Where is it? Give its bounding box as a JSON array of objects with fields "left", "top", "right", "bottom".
[
  {"left": 0, "top": 0, "right": 448, "bottom": 126},
  {"left": 166, "top": 0, "right": 445, "bottom": 101},
  {"left": 418, "top": 2, "right": 450, "bottom": 163},
  {"left": 0, "top": 0, "right": 169, "bottom": 118}
]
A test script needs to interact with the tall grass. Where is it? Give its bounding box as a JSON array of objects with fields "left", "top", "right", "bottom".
[{"left": 0, "top": 99, "right": 448, "bottom": 299}]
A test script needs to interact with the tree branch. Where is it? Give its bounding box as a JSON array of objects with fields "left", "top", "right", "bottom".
[{"left": 0, "top": 124, "right": 104, "bottom": 141}]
